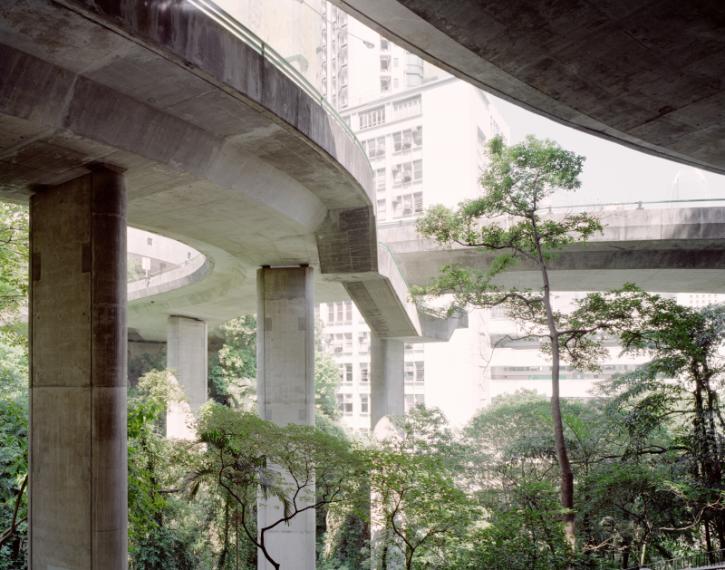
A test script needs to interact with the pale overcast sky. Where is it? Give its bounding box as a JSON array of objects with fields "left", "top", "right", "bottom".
[{"left": 489, "top": 94, "right": 725, "bottom": 208}]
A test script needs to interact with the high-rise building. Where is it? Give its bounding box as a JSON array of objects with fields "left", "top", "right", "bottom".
[{"left": 317, "top": 6, "right": 510, "bottom": 432}]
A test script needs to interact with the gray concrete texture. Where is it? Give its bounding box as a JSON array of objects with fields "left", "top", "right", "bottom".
[
  {"left": 378, "top": 207, "right": 725, "bottom": 293},
  {"left": 30, "top": 167, "right": 127, "bottom": 569},
  {"left": 0, "top": 0, "right": 441, "bottom": 344},
  {"left": 370, "top": 335, "right": 405, "bottom": 431},
  {"left": 166, "top": 315, "right": 209, "bottom": 413},
  {"left": 256, "top": 267, "right": 316, "bottom": 569},
  {"left": 328, "top": 0, "right": 725, "bottom": 174}
]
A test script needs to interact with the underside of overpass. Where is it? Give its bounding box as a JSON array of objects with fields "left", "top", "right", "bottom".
[{"left": 328, "top": 0, "right": 725, "bottom": 174}]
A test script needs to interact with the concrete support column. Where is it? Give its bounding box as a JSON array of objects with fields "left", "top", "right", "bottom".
[
  {"left": 166, "top": 315, "right": 208, "bottom": 439},
  {"left": 256, "top": 266, "right": 315, "bottom": 570},
  {"left": 30, "top": 166, "right": 127, "bottom": 569},
  {"left": 370, "top": 334, "right": 405, "bottom": 431}
]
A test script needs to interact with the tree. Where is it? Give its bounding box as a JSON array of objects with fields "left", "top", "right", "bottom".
[
  {"left": 0, "top": 332, "right": 28, "bottom": 569},
  {"left": 370, "top": 407, "right": 475, "bottom": 569},
  {"left": 127, "top": 370, "right": 198, "bottom": 569},
  {"left": 416, "top": 135, "right": 602, "bottom": 545},
  {"left": 576, "top": 289, "right": 725, "bottom": 556},
  {"left": 192, "top": 405, "right": 369, "bottom": 570},
  {"left": 0, "top": 203, "right": 28, "bottom": 323},
  {"left": 209, "top": 316, "right": 257, "bottom": 407}
]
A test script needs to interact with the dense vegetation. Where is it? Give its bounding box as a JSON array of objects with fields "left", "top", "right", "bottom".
[{"left": 1, "top": 137, "right": 723, "bottom": 568}]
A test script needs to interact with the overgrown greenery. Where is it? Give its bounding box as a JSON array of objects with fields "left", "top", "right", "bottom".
[{"left": 1, "top": 132, "right": 724, "bottom": 569}]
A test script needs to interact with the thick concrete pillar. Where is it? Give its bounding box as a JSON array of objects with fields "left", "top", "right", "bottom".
[
  {"left": 256, "top": 266, "right": 315, "bottom": 570},
  {"left": 370, "top": 334, "right": 405, "bottom": 430},
  {"left": 30, "top": 166, "right": 127, "bottom": 569},
  {"left": 166, "top": 315, "right": 208, "bottom": 439}
]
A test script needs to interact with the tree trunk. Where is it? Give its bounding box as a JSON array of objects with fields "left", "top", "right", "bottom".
[{"left": 533, "top": 223, "right": 576, "bottom": 549}]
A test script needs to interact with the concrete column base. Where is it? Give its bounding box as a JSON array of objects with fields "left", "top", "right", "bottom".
[{"left": 30, "top": 165, "right": 128, "bottom": 569}]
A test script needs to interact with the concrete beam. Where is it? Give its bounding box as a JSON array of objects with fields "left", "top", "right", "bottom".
[
  {"left": 256, "top": 266, "right": 315, "bottom": 569},
  {"left": 30, "top": 166, "right": 127, "bottom": 569}
]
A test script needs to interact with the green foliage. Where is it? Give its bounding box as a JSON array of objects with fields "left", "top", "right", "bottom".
[
  {"left": 209, "top": 316, "right": 257, "bottom": 407},
  {"left": 127, "top": 370, "right": 198, "bottom": 569},
  {"left": 316, "top": 351, "right": 342, "bottom": 421},
  {"left": 194, "top": 405, "right": 370, "bottom": 569},
  {"left": 0, "top": 204, "right": 28, "bottom": 323},
  {"left": 370, "top": 408, "right": 476, "bottom": 569},
  {"left": 0, "top": 332, "right": 28, "bottom": 569}
]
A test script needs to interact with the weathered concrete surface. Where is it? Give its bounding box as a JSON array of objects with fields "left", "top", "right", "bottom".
[
  {"left": 377, "top": 207, "right": 725, "bottom": 293},
  {"left": 30, "top": 167, "right": 127, "bottom": 569},
  {"left": 370, "top": 335, "right": 404, "bottom": 431},
  {"left": 256, "top": 267, "right": 315, "bottom": 570},
  {"left": 329, "top": 0, "right": 725, "bottom": 174},
  {"left": 166, "top": 315, "right": 207, "bottom": 439},
  {"left": 0, "top": 0, "right": 436, "bottom": 343}
]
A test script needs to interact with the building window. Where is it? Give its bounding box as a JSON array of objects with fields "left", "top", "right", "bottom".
[
  {"left": 393, "top": 126, "right": 423, "bottom": 153},
  {"left": 377, "top": 199, "right": 386, "bottom": 220},
  {"left": 380, "top": 38, "right": 389, "bottom": 50},
  {"left": 359, "top": 106, "right": 385, "bottom": 129},
  {"left": 375, "top": 168, "right": 386, "bottom": 193},
  {"left": 393, "top": 95, "right": 421, "bottom": 119},
  {"left": 380, "top": 76, "right": 391, "bottom": 92},
  {"left": 360, "top": 393, "right": 370, "bottom": 415},
  {"left": 358, "top": 331, "right": 370, "bottom": 351},
  {"left": 380, "top": 55, "right": 391, "bottom": 72},
  {"left": 405, "top": 361, "right": 425, "bottom": 384},
  {"left": 343, "top": 333, "right": 352, "bottom": 353},
  {"left": 360, "top": 362, "right": 369, "bottom": 383},
  {"left": 404, "top": 393, "right": 425, "bottom": 414},
  {"left": 328, "top": 301, "right": 353, "bottom": 325},
  {"left": 337, "top": 393, "right": 353, "bottom": 415},
  {"left": 393, "top": 192, "right": 423, "bottom": 219},
  {"left": 340, "top": 363, "right": 353, "bottom": 384},
  {"left": 364, "top": 136, "right": 386, "bottom": 160},
  {"left": 392, "top": 160, "right": 422, "bottom": 187}
]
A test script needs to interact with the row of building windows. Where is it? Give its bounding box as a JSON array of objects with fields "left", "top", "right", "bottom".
[
  {"left": 358, "top": 95, "right": 422, "bottom": 130},
  {"left": 336, "top": 392, "right": 425, "bottom": 416},
  {"left": 327, "top": 301, "right": 353, "bottom": 325},
  {"left": 338, "top": 360, "right": 424, "bottom": 385},
  {"left": 392, "top": 159, "right": 422, "bottom": 187},
  {"left": 363, "top": 127, "right": 423, "bottom": 163},
  {"left": 490, "top": 364, "right": 640, "bottom": 381},
  {"left": 326, "top": 331, "right": 370, "bottom": 354},
  {"left": 377, "top": 191, "right": 424, "bottom": 221}
]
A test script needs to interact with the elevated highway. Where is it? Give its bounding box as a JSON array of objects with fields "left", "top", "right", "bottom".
[
  {"left": 328, "top": 0, "right": 725, "bottom": 175},
  {"left": 0, "top": 1, "right": 455, "bottom": 567},
  {"left": 378, "top": 205, "right": 725, "bottom": 293}
]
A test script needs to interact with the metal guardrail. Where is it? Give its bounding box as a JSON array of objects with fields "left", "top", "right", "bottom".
[
  {"left": 187, "top": 0, "right": 366, "bottom": 158},
  {"left": 541, "top": 198, "right": 725, "bottom": 213},
  {"left": 624, "top": 548, "right": 725, "bottom": 570}
]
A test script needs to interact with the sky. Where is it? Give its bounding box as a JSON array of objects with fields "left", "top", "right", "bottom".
[{"left": 489, "top": 94, "right": 725, "bottom": 208}]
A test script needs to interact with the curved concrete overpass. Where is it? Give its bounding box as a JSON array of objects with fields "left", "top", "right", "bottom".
[
  {"left": 0, "top": 0, "right": 449, "bottom": 340},
  {"left": 379, "top": 206, "right": 725, "bottom": 293},
  {"left": 0, "top": 2, "right": 456, "bottom": 567},
  {"left": 328, "top": 0, "right": 725, "bottom": 174}
]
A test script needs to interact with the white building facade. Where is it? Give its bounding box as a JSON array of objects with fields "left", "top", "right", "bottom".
[{"left": 317, "top": 8, "right": 510, "bottom": 430}]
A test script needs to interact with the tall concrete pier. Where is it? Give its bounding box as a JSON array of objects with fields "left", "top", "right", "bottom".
[
  {"left": 166, "top": 315, "right": 208, "bottom": 439},
  {"left": 370, "top": 334, "right": 405, "bottom": 430},
  {"left": 30, "top": 166, "right": 128, "bottom": 569},
  {"left": 256, "top": 266, "right": 316, "bottom": 569}
]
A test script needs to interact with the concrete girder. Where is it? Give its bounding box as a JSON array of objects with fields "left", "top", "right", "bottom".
[
  {"left": 0, "top": 0, "right": 454, "bottom": 343},
  {"left": 327, "top": 0, "right": 725, "bottom": 175},
  {"left": 377, "top": 208, "right": 725, "bottom": 293}
]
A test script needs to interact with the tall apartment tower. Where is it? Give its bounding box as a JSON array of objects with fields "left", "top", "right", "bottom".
[{"left": 318, "top": 4, "right": 510, "bottom": 432}]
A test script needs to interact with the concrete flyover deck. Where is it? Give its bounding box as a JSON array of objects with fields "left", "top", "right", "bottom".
[
  {"left": 329, "top": 0, "right": 725, "bottom": 175},
  {"left": 0, "top": 0, "right": 453, "bottom": 342},
  {"left": 378, "top": 206, "right": 725, "bottom": 293}
]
